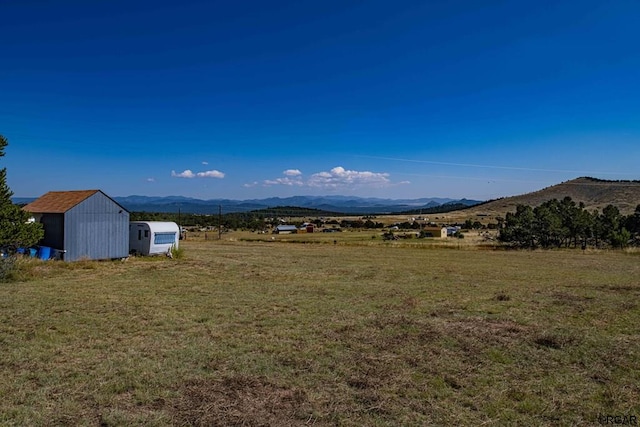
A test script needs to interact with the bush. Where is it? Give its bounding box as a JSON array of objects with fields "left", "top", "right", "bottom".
[
  {"left": 171, "top": 245, "right": 185, "bottom": 259},
  {"left": 0, "top": 256, "right": 17, "bottom": 282},
  {"left": 382, "top": 231, "right": 397, "bottom": 241}
]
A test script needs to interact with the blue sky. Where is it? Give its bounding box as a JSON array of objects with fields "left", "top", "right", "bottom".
[{"left": 2, "top": 0, "right": 638, "bottom": 200}]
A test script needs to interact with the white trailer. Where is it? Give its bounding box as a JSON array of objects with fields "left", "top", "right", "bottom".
[{"left": 129, "top": 221, "right": 179, "bottom": 256}]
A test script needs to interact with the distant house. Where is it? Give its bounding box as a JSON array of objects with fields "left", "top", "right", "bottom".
[
  {"left": 446, "top": 226, "right": 461, "bottom": 236},
  {"left": 23, "top": 190, "right": 130, "bottom": 261},
  {"left": 422, "top": 226, "right": 447, "bottom": 238},
  {"left": 301, "top": 223, "right": 315, "bottom": 233},
  {"left": 274, "top": 225, "right": 298, "bottom": 234}
]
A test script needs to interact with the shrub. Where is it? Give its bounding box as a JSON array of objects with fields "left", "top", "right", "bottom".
[
  {"left": 0, "top": 255, "right": 17, "bottom": 282},
  {"left": 494, "top": 292, "right": 510, "bottom": 301},
  {"left": 382, "top": 231, "right": 397, "bottom": 241},
  {"left": 171, "top": 245, "right": 185, "bottom": 259}
]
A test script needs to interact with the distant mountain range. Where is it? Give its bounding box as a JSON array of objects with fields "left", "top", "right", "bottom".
[
  {"left": 13, "top": 195, "right": 483, "bottom": 215},
  {"left": 113, "top": 195, "right": 483, "bottom": 214}
]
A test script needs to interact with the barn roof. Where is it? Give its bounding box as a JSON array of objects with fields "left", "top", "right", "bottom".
[
  {"left": 276, "top": 225, "right": 298, "bottom": 231},
  {"left": 23, "top": 190, "right": 112, "bottom": 213}
]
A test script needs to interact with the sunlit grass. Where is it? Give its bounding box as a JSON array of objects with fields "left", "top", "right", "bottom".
[{"left": 1, "top": 239, "right": 638, "bottom": 425}]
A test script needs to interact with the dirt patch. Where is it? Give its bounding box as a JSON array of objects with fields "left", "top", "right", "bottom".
[
  {"left": 533, "top": 332, "right": 575, "bottom": 350},
  {"left": 435, "top": 317, "right": 532, "bottom": 363},
  {"left": 442, "top": 318, "right": 529, "bottom": 343},
  {"left": 324, "top": 313, "right": 440, "bottom": 352},
  {"left": 170, "top": 375, "right": 314, "bottom": 426}
]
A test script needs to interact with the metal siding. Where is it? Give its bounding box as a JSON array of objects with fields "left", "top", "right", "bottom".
[{"left": 64, "top": 192, "right": 130, "bottom": 261}]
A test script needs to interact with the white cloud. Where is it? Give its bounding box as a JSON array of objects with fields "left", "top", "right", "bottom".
[
  {"left": 202, "top": 161, "right": 209, "bottom": 165},
  {"left": 171, "top": 169, "right": 225, "bottom": 179},
  {"left": 308, "top": 166, "right": 390, "bottom": 189},
  {"left": 171, "top": 169, "right": 196, "bottom": 178},
  {"left": 255, "top": 166, "right": 393, "bottom": 190},
  {"left": 283, "top": 169, "right": 302, "bottom": 177},
  {"left": 243, "top": 181, "right": 259, "bottom": 188},
  {"left": 263, "top": 177, "right": 304, "bottom": 186},
  {"left": 146, "top": 177, "right": 155, "bottom": 182},
  {"left": 197, "top": 170, "right": 225, "bottom": 179},
  {"left": 259, "top": 169, "right": 304, "bottom": 186}
]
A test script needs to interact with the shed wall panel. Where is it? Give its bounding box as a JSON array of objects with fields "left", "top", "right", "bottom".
[{"left": 64, "top": 192, "right": 129, "bottom": 261}]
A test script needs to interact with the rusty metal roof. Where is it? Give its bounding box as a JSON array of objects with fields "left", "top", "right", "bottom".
[{"left": 23, "top": 190, "right": 101, "bottom": 213}]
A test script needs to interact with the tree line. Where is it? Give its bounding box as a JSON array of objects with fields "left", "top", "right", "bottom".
[
  {"left": 129, "top": 211, "right": 391, "bottom": 231},
  {"left": 498, "top": 197, "right": 640, "bottom": 249}
]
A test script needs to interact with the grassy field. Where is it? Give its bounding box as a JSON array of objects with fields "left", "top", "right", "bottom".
[{"left": 1, "top": 237, "right": 639, "bottom": 426}]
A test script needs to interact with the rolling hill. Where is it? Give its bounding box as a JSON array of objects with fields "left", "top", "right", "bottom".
[{"left": 466, "top": 177, "right": 640, "bottom": 216}]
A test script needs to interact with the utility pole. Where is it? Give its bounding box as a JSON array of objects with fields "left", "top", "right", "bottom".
[{"left": 218, "top": 205, "right": 222, "bottom": 240}]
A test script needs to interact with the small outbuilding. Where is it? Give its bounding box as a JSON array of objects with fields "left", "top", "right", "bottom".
[
  {"left": 446, "top": 226, "right": 461, "bottom": 236},
  {"left": 129, "top": 221, "right": 179, "bottom": 256},
  {"left": 274, "top": 225, "right": 298, "bottom": 234},
  {"left": 23, "top": 190, "right": 130, "bottom": 261},
  {"left": 422, "top": 227, "right": 448, "bottom": 238}
]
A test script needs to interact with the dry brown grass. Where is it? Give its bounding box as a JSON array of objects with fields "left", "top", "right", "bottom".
[
  {"left": 1, "top": 239, "right": 639, "bottom": 425},
  {"left": 172, "top": 375, "right": 313, "bottom": 426}
]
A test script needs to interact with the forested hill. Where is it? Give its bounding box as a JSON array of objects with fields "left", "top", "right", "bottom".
[{"left": 467, "top": 177, "right": 640, "bottom": 215}]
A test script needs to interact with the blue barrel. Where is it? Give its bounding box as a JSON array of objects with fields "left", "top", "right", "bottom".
[{"left": 38, "top": 246, "right": 51, "bottom": 260}]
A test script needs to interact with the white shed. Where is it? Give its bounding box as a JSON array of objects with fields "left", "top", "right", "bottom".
[{"left": 129, "top": 221, "right": 179, "bottom": 256}]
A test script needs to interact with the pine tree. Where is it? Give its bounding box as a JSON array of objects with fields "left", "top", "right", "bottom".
[
  {"left": 0, "top": 134, "right": 12, "bottom": 204},
  {"left": 0, "top": 135, "right": 44, "bottom": 250}
]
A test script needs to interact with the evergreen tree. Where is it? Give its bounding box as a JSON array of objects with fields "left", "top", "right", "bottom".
[
  {"left": 625, "top": 205, "right": 640, "bottom": 235},
  {"left": 599, "top": 204, "right": 629, "bottom": 248},
  {"left": 574, "top": 203, "right": 594, "bottom": 248},
  {"left": 0, "top": 135, "right": 13, "bottom": 204},
  {"left": 499, "top": 204, "right": 536, "bottom": 248},
  {"left": 626, "top": 205, "right": 640, "bottom": 245},
  {"left": 533, "top": 201, "right": 563, "bottom": 248},
  {"left": 0, "top": 135, "right": 44, "bottom": 250}
]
